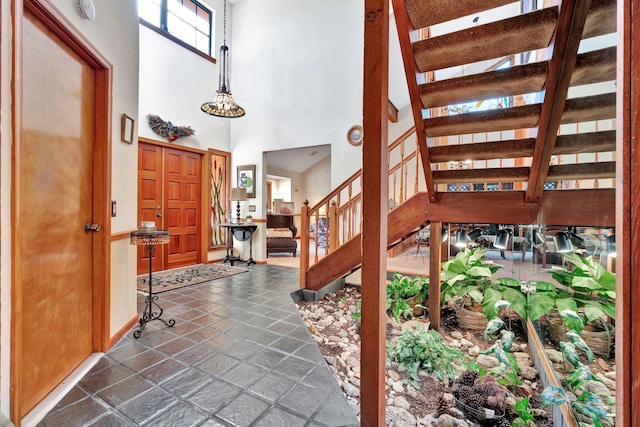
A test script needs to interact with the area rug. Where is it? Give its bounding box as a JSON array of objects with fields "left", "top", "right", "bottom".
[{"left": 137, "top": 263, "right": 248, "bottom": 294}]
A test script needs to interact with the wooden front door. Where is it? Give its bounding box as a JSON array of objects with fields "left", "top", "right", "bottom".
[
  {"left": 16, "top": 9, "right": 101, "bottom": 417},
  {"left": 137, "top": 143, "right": 202, "bottom": 274}
]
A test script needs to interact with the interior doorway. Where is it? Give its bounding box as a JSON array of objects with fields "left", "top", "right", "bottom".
[
  {"left": 137, "top": 141, "right": 203, "bottom": 274},
  {"left": 12, "top": 1, "right": 111, "bottom": 420}
]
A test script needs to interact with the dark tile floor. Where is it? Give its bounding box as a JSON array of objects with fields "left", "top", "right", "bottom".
[{"left": 38, "top": 264, "right": 358, "bottom": 427}]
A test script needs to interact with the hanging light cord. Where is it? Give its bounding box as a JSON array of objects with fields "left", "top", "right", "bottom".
[{"left": 222, "top": 0, "right": 227, "bottom": 46}]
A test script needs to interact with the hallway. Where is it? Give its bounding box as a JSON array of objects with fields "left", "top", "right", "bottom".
[{"left": 37, "top": 265, "right": 357, "bottom": 427}]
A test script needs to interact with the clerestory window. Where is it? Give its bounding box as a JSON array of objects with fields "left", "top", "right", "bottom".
[{"left": 139, "top": 0, "right": 214, "bottom": 58}]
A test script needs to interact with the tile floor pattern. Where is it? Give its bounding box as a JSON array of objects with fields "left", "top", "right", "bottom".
[{"left": 38, "top": 265, "right": 358, "bottom": 427}]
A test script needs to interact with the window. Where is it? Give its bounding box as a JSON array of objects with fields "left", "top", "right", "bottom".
[
  {"left": 210, "top": 150, "right": 231, "bottom": 248},
  {"left": 139, "top": 0, "right": 213, "bottom": 57}
]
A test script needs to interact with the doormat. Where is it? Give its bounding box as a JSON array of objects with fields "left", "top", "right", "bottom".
[{"left": 137, "top": 263, "right": 248, "bottom": 294}]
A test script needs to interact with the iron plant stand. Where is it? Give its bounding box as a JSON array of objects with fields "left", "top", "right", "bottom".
[{"left": 130, "top": 230, "right": 175, "bottom": 338}]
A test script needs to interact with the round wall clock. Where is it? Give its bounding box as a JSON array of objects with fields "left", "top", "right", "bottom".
[
  {"left": 76, "top": 0, "right": 96, "bottom": 21},
  {"left": 347, "top": 125, "right": 363, "bottom": 146}
]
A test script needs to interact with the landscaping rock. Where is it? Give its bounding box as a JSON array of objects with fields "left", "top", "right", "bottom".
[{"left": 476, "top": 354, "right": 500, "bottom": 368}]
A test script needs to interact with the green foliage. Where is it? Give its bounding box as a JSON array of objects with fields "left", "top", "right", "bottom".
[
  {"left": 387, "top": 328, "right": 466, "bottom": 387},
  {"left": 545, "top": 253, "right": 616, "bottom": 332},
  {"left": 386, "top": 273, "right": 429, "bottom": 322},
  {"left": 440, "top": 247, "right": 501, "bottom": 309},
  {"left": 513, "top": 397, "right": 536, "bottom": 425},
  {"left": 351, "top": 299, "right": 361, "bottom": 320},
  {"left": 541, "top": 331, "right": 613, "bottom": 427}
]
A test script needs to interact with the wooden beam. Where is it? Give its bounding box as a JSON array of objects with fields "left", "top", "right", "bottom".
[
  {"left": 429, "top": 138, "right": 535, "bottom": 162},
  {"left": 616, "top": 0, "right": 635, "bottom": 424},
  {"left": 391, "top": 0, "right": 437, "bottom": 202},
  {"left": 526, "top": 0, "right": 592, "bottom": 202},
  {"left": 361, "top": 0, "right": 388, "bottom": 424},
  {"left": 388, "top": 99, "right": 399, "bottom": 123},
  {"left": 428, "top": 221, "right": 442, "bottom": 331},
  {"left": 560, "top": 92, "right": 616, "bottom": 123},
  {"left": 427, "top": 189, "right": 615, "bottom": 226}
]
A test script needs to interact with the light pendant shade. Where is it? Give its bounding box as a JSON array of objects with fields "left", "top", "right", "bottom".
[
  {"left": 606, "top": 234, "right": 616, "bottom": 257},
  {"left": 441, "top": 228, "right": 449, "bottom": 243},
  {"left": 467, "top": 228, "right": 483, "bottom": 242},
  {"left": 454, "top": 229, "right": 468, "bottom": 248},
  {"left": 568, "top": 228, "right": 584, "bottom": 248},
  {"left": 494, "top": 229, "right": 510, "bottom": 249},
  {"left": 532, "top": 229, "right": 544, "bottom": 245},
  {"left": 554, "top": 232, "right": 573, "bottom": 253},
  {"left": 201, "top": 1, "right": 245, "bottom": 118}
]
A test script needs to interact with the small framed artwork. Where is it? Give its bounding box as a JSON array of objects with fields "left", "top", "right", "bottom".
[
  {"left": 280, "top": 202, "right": 294, "bottom": 215},
  {"left": 237, "top": 164, "right": 256, "bottom": 198},
  {"left": 121, "top": 114, "right": 134, "bottom": 144}
]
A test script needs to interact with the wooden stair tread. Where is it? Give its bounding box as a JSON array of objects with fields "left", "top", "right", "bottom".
[
  {"left": 404, "top": 0, "right": 515, "bottom": 30},
  {"left": 547, "top": 162, "right": 616, "bottom": 180},
  {"left": 571, "top": 47, "right": 617, "bottom": 87},
  {"left": 561, "top": 93, "right": 616, "bottom": 124},
  {"left": 424, "top": 104, "right": 542, "bottom": 137},
  {"left": 554, "top": 130, "right": 616, "bottom": 154},
  {"left": 433, "top": 167, "right": 530, "bottom": 184},
  {"left": 419, "top": 62, "right": 548, "bottom": 109},
  {"left": 413, "top": 8, "right": 558, "bottom": 72},
  {"left": 583, "top": 0, "right": 617, "bottom": 39},
  {"left": 429, "top": 139, "right": 535, "bottom": 163}
]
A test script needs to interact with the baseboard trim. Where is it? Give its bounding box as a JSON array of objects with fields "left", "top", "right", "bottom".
[{"left": 110, "top": 315, "right": 138, "bottom": 347}]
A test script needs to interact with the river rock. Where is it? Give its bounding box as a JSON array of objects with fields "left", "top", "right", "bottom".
[
  {"left": 343, "top": 381, "right": 360, "bottom": 398},
  {"left": 393, "top": 395, "right": 411, "bottom": 410},
  {"left": 476, "top": 354, "right": 500, "bottom": 368},
  {"left": 386, "top": 406, "right": 417, "bottom": 427},
  {"left": 450, "top": 331, "right": 464, "bottom": 340},
  {"left": 545, "top": 348, "right": 564, "bottom": 363}
]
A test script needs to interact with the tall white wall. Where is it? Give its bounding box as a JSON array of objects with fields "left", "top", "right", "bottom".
[{"left": 302, "top": 156, "right": 332, "bottom": 207}]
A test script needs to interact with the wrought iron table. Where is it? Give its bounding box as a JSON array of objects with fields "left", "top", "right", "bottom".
[
  {"left": 221, "top": 223, "right": 257, "bottom": 266},
  {"left": 130, "top": 229, "right": 175, "bottom": 338}
]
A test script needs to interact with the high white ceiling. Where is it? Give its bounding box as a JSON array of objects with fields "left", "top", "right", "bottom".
[{"left": 265, "top": 145, "right": 331, "bottom": 174}]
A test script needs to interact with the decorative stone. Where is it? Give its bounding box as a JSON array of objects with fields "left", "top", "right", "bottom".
[
  {"left": 476, "top": 354, "right": 500, "bottom": 368},
  {"left": 392, "top": 380, "right": 404, "bottom": 393},
  {"left": 468, "top": 346, "right": 480, "bottom": 356},
  {"left": 385, "top": 406, "right": 416, "bottom": 427},
  {"left": 343, "top": 381, "right": 360, "bottom": 398},
  {"left": 460, "top": 338, "right": 473, "bottom": 347},
  {"left": 450, "top": 331, "right": 464, "bottom": 340},
  {"left": 393, "top": 396, "right": 411, "bottom": 410},
  {"left": 545, "top": 349, "right": 564, "bottom": 364}
]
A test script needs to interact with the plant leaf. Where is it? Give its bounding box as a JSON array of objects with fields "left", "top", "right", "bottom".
[
  {"left": 500, "top": 330, "right": 515, "bottom": 352},
  {"left": 559, "top": 341, "right": 581, "bottom": 368},
  {"left": 484, "top": 317, "right": 505, "bottom": 338},
  {"left": 566, "top": 330, "right": 595, "bottom": 362},
  {"left": 541, "top": 385, "right": 568, "bottom": 406},
  {"left": 527, "top": 293, "right": 555, "bottom": 321}
]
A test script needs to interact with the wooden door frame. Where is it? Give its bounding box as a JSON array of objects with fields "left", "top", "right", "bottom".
[
  {"left": 138, "top": 137, "right": 208, "bottom": 266},
  {"left": 10, "top": 0, "right": 112, "bottom": 423}
]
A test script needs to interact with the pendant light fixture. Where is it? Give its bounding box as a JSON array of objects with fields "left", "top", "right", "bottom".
[
  {"left": 454, "top": 225, "right": 468, "bottom": 248},
  {"left": 201, "top": 0, "right": 245, "bottom": 118}
]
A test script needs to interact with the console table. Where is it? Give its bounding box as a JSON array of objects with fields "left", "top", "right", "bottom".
[
  {"left": 221, "top": 223, "right": 257, "bottom": 266},
  {"left": 130, "top": 230, "right": 175, "bottom": 338}
]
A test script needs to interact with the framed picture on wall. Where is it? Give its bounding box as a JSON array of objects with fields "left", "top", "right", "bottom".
[{"left": 237, "top": 164, "right": 256, "bottom": 198}]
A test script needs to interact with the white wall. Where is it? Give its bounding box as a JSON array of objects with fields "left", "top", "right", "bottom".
[
  {"left": 302, "top": 155, "right": 332, "bottom": 207},
  {"left": 0, "top": 0, "right": 140, "bottom": 417}
]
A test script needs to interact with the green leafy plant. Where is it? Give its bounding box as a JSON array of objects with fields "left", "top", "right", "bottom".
[
  {"left": 544, "top": 253, "right": 616, "bottom": 334},
  {"left": 386, "top": 273, "right": 429, "bottom": 322},
  {"left": 541, "top": 329, "right": 613, "bottom": 427},
  {"left": 512, "top": 397, "right": 536, "bottom": 426},
  {"left": 387, "top": 328, "right": 466, "bottom": 387},
  {"left": 351, "top": 299, "right": 361, "bottom": 321},
  {"left": 440, "top": 247, "right": 501, "bottom": 313}
]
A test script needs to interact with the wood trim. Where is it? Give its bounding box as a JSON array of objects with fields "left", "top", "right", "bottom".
[
  {"left": 11, "top": 0, "right": 113, "bottom": 421},
  {"left": 111, "top": 230, "right": 138, "bottom": 242},
  {"left": 525, "top": 0, "right": 591, "bottom": 202},
  {"left": 429, "top": 221, "right": 441, "bottom": 331},
  {"left": 139, "top": 18, "right": 216, "bottom": 65},
  {"left": 617, "top": 0, "right": 634, "bottom": 424},
  {"left": 109, "top": 316, "right": 138, "bottom": 348},
  {"left": 138, "top": 136, "right": 208, "bottom": 154},
  {"left": 387, "top": 99, "right": 399, "bottom": 123},
  {"left": 361, "top": 0, "right": 389, "bottom": 424},
  {"left": 391, "top": 0, "right": 437, "bottom": 202}
]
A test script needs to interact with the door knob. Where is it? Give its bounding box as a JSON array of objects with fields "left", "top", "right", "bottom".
[
  {"left": 156, "top": 213, "right": 162, "bottom": 218},
  {"left": 84, "top": 223, "right": 100, "bottom": 232}
]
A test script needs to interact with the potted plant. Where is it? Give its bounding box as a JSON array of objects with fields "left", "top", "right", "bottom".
[
  {"left": 386, "top": 273, "right": 429, "bottom": 321},
  {"left": 542, "top": 253, "right": 616, "bottom": 357},
  {"left": 440, "top": 247, "right": 502, "bottom": 330}
]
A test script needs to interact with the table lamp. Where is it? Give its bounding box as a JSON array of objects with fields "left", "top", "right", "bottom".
[{"left": 230, "top": 187, "right": 247, "bottom": 223}]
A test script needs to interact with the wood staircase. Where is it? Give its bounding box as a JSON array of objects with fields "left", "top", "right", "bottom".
[{"left": 300, "top": 0, "right": 617, "bottom": 291}]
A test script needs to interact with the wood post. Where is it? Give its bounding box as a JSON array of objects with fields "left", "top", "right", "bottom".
[
  {"left": 299, "top": 200, "right": 310, "bottom": 288},
  {"left": 429, "top": 221, "right": 442, "bottom": 331},
  {"left": 360, "top": 0, "right": 389, "bottom": 424},
  {"left": 329, "top": 201, "right": 338, "bottom": 252}
]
